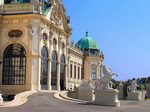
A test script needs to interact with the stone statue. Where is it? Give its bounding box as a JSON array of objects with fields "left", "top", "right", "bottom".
[
  {"left": 93, "top": 65, "right": 120, "bottom": 107},
  {"left": 127, "top": 79, "right": 142, "bottom": 101},
  {"left": 78, "top": 79, "right": 94, "bottom": 90},
  {"left": 27, "top": 23, "right": 35, "bottom": 39},
  {"left": 95, "top": 65, "right": 118, "bottom": 90},
  {"left": 127, "top": 80, "right": 138, "bottom": 93},
  {"left": 0, "top": 91, "right": 3, "bottom": 105}
]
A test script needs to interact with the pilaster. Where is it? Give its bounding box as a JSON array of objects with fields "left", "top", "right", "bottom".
[{"left": 47, "top": 58, "right": 52, "bottom": 90}]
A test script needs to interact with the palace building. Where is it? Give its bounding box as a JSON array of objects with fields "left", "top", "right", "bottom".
[{"left": 0, "top": 0, "right": 104, "bottom": 95}]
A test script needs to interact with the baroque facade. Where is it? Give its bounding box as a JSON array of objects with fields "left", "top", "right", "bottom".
[{"left": 0, "top": 0, "right": 104, "bottom": 95}]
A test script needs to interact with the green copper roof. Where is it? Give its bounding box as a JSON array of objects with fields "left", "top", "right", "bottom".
[{"left": 77, "top": 32, "right": 99, "bottom": 50}]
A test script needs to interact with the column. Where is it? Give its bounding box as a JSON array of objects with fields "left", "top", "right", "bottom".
[
  {"left": 37, "top": 57, "right": 41, "bottom": 90},
  {"left": 79, "top": 65, "right": 82, "bottom": 80},
  {"left": 57, "top": 39, "right": 61, "bottom": 91},
  {"left": 76, "top": 64, "right": 78, "bottom": 79},
  {"left": 47, "top": 59, "right": 51, "bottom": 90},
  {"left": 72, "top": 62, "right": 74, "bottom": 79},
  {"left": 0, "top": 56, "right": 3, "bottom": 85},
  {"left": 26, "top": 55, "right": 33, "bottom": 90},
  {"left": 80, "top": 65, "right": 82, "bottom": 80},
  {"left": 65, "top": 64, "right": 68, "bottom": 90},
  {"left": 57, "top": 61, "right": 60, "bottom": 90},
  {"left": 68, "top": 57, "right": 70, "bottom": 79}
]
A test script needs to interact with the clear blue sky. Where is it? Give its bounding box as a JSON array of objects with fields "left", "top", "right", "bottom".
[{"left": 62, "top": 0, "right": 150, "bottom": 81}]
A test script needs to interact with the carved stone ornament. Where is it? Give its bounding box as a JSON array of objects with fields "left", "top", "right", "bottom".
[
  {"left": 50, "top": 5, "right": 63, "bottom": 27},
  {"left": 8, "top": 30, "right": 23, "bottom": 38},
  {"left": 27, "top": 23, "right": 35, "bottom": 40}
]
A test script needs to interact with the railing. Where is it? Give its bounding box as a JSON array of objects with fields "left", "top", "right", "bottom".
[
  {"left": 0, "top": 3, "right": 43, "bottom": 14},
  {"left": 69, "top": 45, "right": 83, "bottom": 54}
]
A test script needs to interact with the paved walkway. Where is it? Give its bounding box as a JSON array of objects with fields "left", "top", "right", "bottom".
[{"left": 0, "top": 92, "right": 150, "bottom": 112}]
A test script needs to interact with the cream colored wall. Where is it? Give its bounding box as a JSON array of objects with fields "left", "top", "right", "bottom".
[
  {"left": 84, "top": 56, "right": 103, "bottom": 80},
  {"left": 68, "top": 48, "right": 83, "bottom": 90},
  {"left": 0, "top": 14, "right": 70, "bottom": 93},
  {"left": 0, "top": 15, "right": 36, "bottom": 94}
]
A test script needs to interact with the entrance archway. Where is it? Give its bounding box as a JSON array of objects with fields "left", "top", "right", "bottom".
[{"left": 40, "top": 46, "right": 48, "bottom": 90}]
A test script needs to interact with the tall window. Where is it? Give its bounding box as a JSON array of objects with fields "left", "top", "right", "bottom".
[
  {"left": 40, "top": 46, "right": 48, "bottom": 89},
  {"left": 51, "top": 51, "right": 57, "bottom": 86},
  {"left": 74, "top": 65, "right": 76, "bottom": 79},
  {"left": 78, "top": 67, "right": 80, "bottom": 79},
  {"left": 92, "top": 68, "right": 97, "bottom": 80},
  {"left": 70, "top": 64, "right": 72, "bottom": 78},
  {"left": 2, "top": 44, "right": 26, "bottom": 85},
  {"left": 60, "top": 54, "right": 65, "bottom": 90},
  {"left": 81, "top": 67, "right": 84, "bottom": 79}
]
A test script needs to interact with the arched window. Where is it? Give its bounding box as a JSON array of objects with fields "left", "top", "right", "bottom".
[
  {"left": 60, "top": 54, "right": 65, "bottom": 90},
  {"left": 40, "top": 46, "right": 48, "bottom": 90},
  {"left": 2, "top": 44, "right": 26, "bottom": 85},
  {"left": 42, "top": 33, "right": 48, "bottom": 41},
  {"left": 51, "top": 50, "right": 57, "bottom": 87},
  {"left": 92, "top": 68, "right": 97, "bottom": 80}
]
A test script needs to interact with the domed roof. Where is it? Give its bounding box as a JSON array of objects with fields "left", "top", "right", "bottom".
[{"left": 77, "top": 32, "right": 99, "bottom": 50}]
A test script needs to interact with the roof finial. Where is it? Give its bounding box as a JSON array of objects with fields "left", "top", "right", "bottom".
[{"left": 86, "top": 30, "right": 88, "bottom": 37}]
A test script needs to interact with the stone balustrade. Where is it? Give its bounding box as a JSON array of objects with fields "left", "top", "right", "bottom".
[{"left": 0, "top": 3, "right": 42, "bottom": 14}]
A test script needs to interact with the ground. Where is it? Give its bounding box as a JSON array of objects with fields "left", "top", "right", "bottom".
[{"left": 0, "top": 92, "right": 150, "bottom": 112}]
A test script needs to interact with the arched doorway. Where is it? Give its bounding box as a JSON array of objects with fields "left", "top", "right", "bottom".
[
  {"left": 51, "top": 51, "right": 57, "bottom": 89},
  {"left": 60, "top": 54, "right": 65, "bottom": 90},
  {"left": 2, "top": 44, "right": 26, "bottom": 85},
  {"left": 40, "top": 46, "right": 48, "bottom": 90}
]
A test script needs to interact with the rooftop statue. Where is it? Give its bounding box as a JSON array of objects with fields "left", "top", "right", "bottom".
[
  {"left": 95, "top": 65, "right": 118, "bottom": 90},
  {"left": 127, "top": 80, "right": 138, "bottom": 93}
]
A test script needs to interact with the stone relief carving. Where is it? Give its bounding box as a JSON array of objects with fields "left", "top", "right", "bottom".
[
  {"left": 37, "top": 25, "right": 44, "bottom": 40},
  {"left": 50, "top": 5, "right": 63, "bottom": 27},
  {"left": 27, "top": 23, "right": 34, "bottom": 40}
]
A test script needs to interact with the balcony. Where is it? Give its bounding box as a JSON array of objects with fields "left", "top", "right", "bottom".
[{"left": 0, "top": 3, "right": 43, "bottom": 15}]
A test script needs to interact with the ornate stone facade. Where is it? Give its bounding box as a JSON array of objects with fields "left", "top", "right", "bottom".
[{"left": 0, "top": 0, "right": 104, "bottom": 95}]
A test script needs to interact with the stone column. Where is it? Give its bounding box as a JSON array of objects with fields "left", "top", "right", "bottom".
[
  {"left": 76, "top": 64, "right": 78, "bottom": 79},
  {"left": 66, "top": 58, "right": 70, "bottom": 90},
  {"left": 68, "top": 56, "right": 70, "bottom": 79},
  {"left": 56, "top": 38, "right": 61, "bottom": 91},
  {"left": 37, "top": 57, "right": 41, "bottom": 90},
  {"left": 65, "top": 64, "right": 68, "bottom": 90},
  {"left": 72, "top": 62, "right": 74, "bottom": 79},
  {"left": 57, "top": 61, "right": 60, "bottom": 90},
  {"left": 80, "top": 65, "right": 82, "bottom": 80},
  {"left": 48, "top": 38, "right": 52, "bottom": 91},
  {"left": 26, "top": 54, "right": 33, "bottom": 90},
  {"left": 47, "top": 59, "right": 52, "bottom": 90},
  {"left": 0, "top": 56, "right": 3, "bottom": 85}
]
